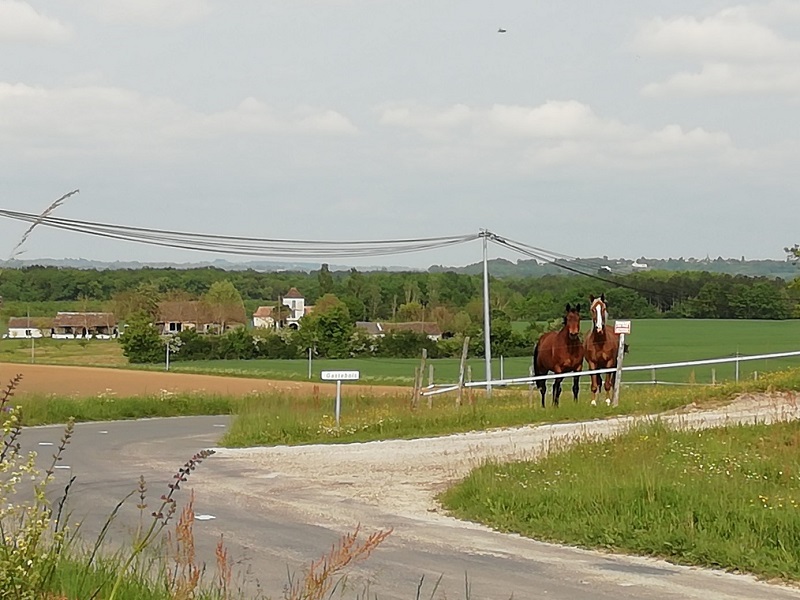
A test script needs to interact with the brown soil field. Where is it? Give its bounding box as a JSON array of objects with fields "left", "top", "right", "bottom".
[{"left": 0, "top": 363, "right": 409, "bottom": 398}]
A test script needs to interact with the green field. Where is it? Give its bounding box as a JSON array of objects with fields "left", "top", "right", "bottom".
[
  {"left": 161, "top": 319, "right": 800, "bottom": 386},
  {"left": 1, "top": 319, "right": 799, "bottom": 387}
]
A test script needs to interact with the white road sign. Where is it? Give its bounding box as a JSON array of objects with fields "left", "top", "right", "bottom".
[
  {"left": 614, "top": 320, "right": 631, "bottom": 335},
  {"left": 320, "top": 370, "right": 360, "bottom": 381}
]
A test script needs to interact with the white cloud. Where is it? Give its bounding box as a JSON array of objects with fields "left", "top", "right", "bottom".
[
  {"left": 377, "top": 101, "right": 742, "bottom": 171},
  {"left": 79, "top": 0, "right": 213, "bottom": 27},
  {"left": 642, "top": 62, "right": 800, "bottom": 96},
  {"left": 635, "top": 4, "right": 800, "bottom": 97},
  {"left": 634, "top": 13, "right": 800, "bottom": 61},
  {"left": 0, "top": 83, "right": 358, "bottom": 158},
  {"left": 0, "top": 0, "right": 71, "bottom": 43}
]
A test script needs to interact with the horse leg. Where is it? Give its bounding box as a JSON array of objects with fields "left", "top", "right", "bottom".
[
  {"left": 553, "top": 377, "right": 562, "bottom": 407},
  {"left": 572, "top": 370, "right": 580, "bottom": 402},
  {"left": 605, "top": 371, "right": 614, "bottom": 404},
  {"left": 537, "top": 380, "right": 547, "bottom": 409},
  {"left": 587, "top": 361, "right": 599, "bottom": 405}
]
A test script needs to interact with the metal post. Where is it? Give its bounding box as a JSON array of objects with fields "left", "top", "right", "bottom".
[
  {"left": 711, "top": 368, "right": 716, "bottom": 385},
  {"left": 457, "top": 336, "right": 469, "bottom": 407},
  {"left": 481, "top": 230, "right": 492, "bottom": 397},
  {"left": 651, "top": 367, "right": 656, "bottom": 386},
  {"left": 612, "top": 333, "right": 626, "bottom": 407},
  {"left": 735, "top": 352, "right": 740, "bottom": 383},
  {"left": 500, "top": 355, "right": 505, "bottom": 382},
  {"left": 335, "top": 379, "right": 342, "bottom": 428},
  {"left": 308, "top": 347, "right": 312, "bottom": 379},
  {"left": 165, "top": 342, "right": 170, "bottom": 371}
]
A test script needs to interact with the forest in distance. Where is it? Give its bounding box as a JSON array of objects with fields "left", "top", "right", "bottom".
[{"left": 0, "top": 263, "right": 798, "bottom": 323}]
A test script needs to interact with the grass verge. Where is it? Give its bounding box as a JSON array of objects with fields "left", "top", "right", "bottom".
[
  {"left": 15, "top": 392, "right": 237, "bottom": 426},
  {"left": 220, "top": 368, "right": 800, "bottom": 447},
  {"left": 440, "top": 417, "right": 800, "bottom": 582}
]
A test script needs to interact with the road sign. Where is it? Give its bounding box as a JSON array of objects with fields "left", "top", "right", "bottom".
[
  {"left": 614, "top": 320, "right": 631, "bottom": 335},
  {"left": 320, "top": 370, "right": 360, "bottom": 381}
]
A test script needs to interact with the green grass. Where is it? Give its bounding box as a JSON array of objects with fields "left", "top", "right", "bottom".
[
  {"left": 15, "top": 393, "right": 236, "bottom": 426},
  {"left": 440, "top": 417, "right": 800, "bottom": 582},
  {"left": 220, "top": 368, "right": 800, "bottom": 447},
  {"left": 2, "top": 319, "right": 799, "bottom": 387}
]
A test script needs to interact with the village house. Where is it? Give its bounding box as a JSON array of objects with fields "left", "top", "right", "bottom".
[
  {"left": 52, "top": 312, "right": 118, "bottom": 339},
  {"left": 355, "top": 321, "right": 444, "bottom": 342},
  {"left": 155, "top": 300, "right": 246, "bottom": 335},
  {"left": 5, "top": 317, "right": 53, "bottom": 339},
  {"left": 253, "top": 287, "right": 315, "bottom": 330}
]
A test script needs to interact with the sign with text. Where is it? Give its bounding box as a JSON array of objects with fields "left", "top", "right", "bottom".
[
  {"left": 321, "top": 370, "right": 360, "bottom": 381},
  {"left": 614, "top": 320, "right": 631, "bottom": 335}
]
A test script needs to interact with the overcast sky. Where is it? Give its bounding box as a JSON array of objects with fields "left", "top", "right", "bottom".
[{"left": 1, "top": 0, "right": 798, "bottom": 268}]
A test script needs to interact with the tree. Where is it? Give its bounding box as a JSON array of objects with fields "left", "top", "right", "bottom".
[
  {"left": 785, "top": 244, "right": 800, "bottom": 261},
  {"left": 204, "top": 280, "right": 245, "bottom": 333},
  {"left": 318, "top": 264, "right": 335, "bottom": 295},
  {"left": 118, "top": 313, "right": 163, "bottom": 363},
  {"left": 112, "top": 282, "right": 160, "bottom": 322},
  {"left": 297, "top": 295, "right": 353, "bottom": 358}
]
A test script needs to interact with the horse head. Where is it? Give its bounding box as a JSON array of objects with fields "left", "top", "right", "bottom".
[
  {"left": 589, "top": 294, "right": 607, "bottom": 333},
  {"left": 563, "top": 303, "right": 581, "bottom": 340}
]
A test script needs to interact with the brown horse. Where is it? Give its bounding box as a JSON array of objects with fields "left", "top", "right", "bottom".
[
  {"left": 583, "top": 294, "right": 624, "bottom": 405},
  {"left": 533, "top": 303, "right": 584, "bottom": 408}
]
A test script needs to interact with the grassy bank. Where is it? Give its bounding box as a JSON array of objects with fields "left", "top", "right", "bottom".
[
  {"left": 440, "top": 417, "right": 800, "bottom": 582},
  {"left": 220, "top": 368, "right": 800, "bottom": 447},
  {"left": 15, "top": 392, "right": 236, "bottom": 426}
]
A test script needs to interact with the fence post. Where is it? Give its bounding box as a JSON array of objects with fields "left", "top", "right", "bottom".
[
  {"left": 651, "top": 367, "right": 656, "bottom": 386},
  {"left": 612, "top": 333, "right": 626, "bottom": 407},
  {"left": 711, "top": 368, "right": 716, "bottom": 386},
  {"left": 411, "top": 366, "right": 420, "bottom": 409},
  {"left": 457, "top": 336, "right": 469, "bottom": 407},
  {"left": 467, "top": 365, "right": 473, "bottom": 406},
  {"left": 754, "top": 371, "right": 758, "bottom": 381},
  {"left": 735, "top": 352, "right": 740, "bottom": 383},
  {"left": 500, "top": 355, "right": 505, "bottom": 382},
  {"left": 528, "top": 364, "right": 535, "bottom": 407}
]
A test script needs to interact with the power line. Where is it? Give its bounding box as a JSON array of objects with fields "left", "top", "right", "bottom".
[{"left": 0, "top": 209, "right": 478, "bottom": 259}]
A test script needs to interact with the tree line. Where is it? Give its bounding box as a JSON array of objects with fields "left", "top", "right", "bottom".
[{"left": 1, "top": 264, "right": 798, "bottom": 324}]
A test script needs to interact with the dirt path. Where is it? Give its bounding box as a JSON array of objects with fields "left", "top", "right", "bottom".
[{"left": 0, "top": 362, "right": 409, "bottom": 397}]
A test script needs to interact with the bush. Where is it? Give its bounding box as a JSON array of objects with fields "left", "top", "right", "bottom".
[{"left": 118, "top": 313, "right": 163, "bottom": 364}]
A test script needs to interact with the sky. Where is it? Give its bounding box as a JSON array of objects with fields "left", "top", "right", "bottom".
[{"left": 1, "top": 0, "right": 798, "bottom": 269}]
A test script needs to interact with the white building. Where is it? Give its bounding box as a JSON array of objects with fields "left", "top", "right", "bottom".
[
  {"left": 253, "top": 288, "right": 315, "bottom": 330},
  {"left": 5, "top": 317, "right": 51, "bottom": 339}
]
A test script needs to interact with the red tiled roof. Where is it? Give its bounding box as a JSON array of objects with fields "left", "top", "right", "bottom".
[
  {"left": 53, "top": 312, "right": 116, "bottom": 328},
  {"left": 253, "top": 306, "right": 275, "bottom": 318},
  {"left": 8, "top": 317, "right": 53, "bottom": 329},
  {"left": 283, "top": 287, "right": 304, "bottom": 299}
]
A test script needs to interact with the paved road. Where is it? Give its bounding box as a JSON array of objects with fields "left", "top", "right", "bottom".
[{"left": 21, "top": 414, "right": 800, "bottom": 600}]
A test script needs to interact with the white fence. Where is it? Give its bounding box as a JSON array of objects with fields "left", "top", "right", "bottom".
[{"left": 422, "top": 349, "right": 800, "bottom": 397}]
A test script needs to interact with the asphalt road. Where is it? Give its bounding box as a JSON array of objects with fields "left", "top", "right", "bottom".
[{"left": 20, "top": 415, "right": 800, "bottom": 600}]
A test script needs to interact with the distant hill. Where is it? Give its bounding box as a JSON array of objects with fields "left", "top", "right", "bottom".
[
  {"left": 0, "top": 258, "right": 415, "bottom": 273},
  {"left": 428, "top": 256, "right": 799, "bottom": 280},
  {"left": 1, "top": 256, "right": 796, "bottom": 279}
]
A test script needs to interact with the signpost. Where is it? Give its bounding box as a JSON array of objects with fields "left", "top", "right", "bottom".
[
  {"left": 321, "top": 370, "right": 360, "bottom": 427},
  {"left": 612, "top": 320, "right": 631, "bottom": 407}
]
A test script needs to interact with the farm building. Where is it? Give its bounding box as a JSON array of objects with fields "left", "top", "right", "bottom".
[
  {"left": 253, "top": 287, "right": 315, "bottom": 330},
  {"left": 156, "top": 301, "right": 246, "bottom": 335},
  {"left": 5, "top": 317, "right": 53, "bottom": 339},
  {"left": 356, "top": 321, "right": 443, "bottom": 342},
  {"left": 52, "top": 312, "right": 118, "bottom": 339}
]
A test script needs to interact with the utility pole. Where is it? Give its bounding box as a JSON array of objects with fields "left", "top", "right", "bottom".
[{"left": 480, "top": 229, "right": 493, "bottom": 397}]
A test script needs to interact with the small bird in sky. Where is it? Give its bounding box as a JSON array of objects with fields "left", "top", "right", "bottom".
[{"left": 497, "top": 27, "right": 507, "bottom": 33}]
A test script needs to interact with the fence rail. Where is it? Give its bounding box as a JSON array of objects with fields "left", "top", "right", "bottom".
[{"left": 422, "top": 349, "right": 800, "bottom": 397}]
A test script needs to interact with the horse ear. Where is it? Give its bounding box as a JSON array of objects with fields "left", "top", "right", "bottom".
[
  {"left": 601, "top": 293, "right": 605, "bottom": 302},
  {"left": 565, "top": 303, "right": 571, "bottom": 312},
  {"left": 575, "top": 303, "right": 581, "bottom": 312},
  {"left": 589, "top": 294, "right": 595, "bottom": 302}
]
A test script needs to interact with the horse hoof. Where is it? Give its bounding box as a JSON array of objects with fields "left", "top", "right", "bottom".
[
  {"left": 590, "top": 399, "right": 597, "bottom": 407},
  {"left": 605, "top": 398, "right": 611, "bottom": 406}
]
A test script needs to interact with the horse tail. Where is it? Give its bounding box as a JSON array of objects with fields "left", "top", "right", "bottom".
[{"left": 532, "top": 342, "right": 540, "bottom": 375}]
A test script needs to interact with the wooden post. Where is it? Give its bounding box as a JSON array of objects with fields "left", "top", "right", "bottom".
[
  {"left": 528, "top": 364, "right": 535, "bottom": 408},
  {"left": 411, "top": 366, "right": 420, "bottom": 409},
  {"left": 467, "top": 365, "right": 473, "bottom": 406},
  {"left": 413, "top": 348, "right": 427, "bottom": 410},
  {"left": 612, "top": 333, "right": 626, "bottom": 407},
  {"left": 754, "top": 371, "right": 758, "bottom": 381},
  {"left": 457, "top": 336, "right": 470, "bottom": 407},
  {"left": 711, "top": 368, "right": 716, "bottom": 385},
  {"left": 427, "top": 362, "right": 435, "bottom": 409}
]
